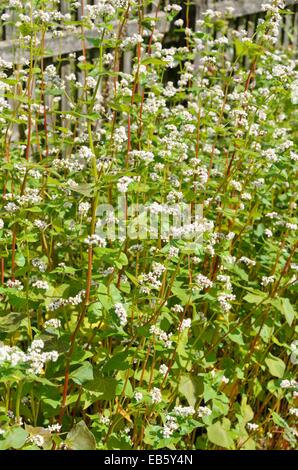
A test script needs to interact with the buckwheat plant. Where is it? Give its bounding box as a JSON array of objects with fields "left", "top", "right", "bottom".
[{"left": 0, "top": 0, "right": 297, "bottom": 450}]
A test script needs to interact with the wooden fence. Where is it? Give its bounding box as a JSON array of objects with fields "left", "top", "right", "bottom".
[
  {"left": 0, "top": 1, "right": 297, "bottom": 64},
  {"left": 0, "top": 0, "right": 297, "bottom": 141}
]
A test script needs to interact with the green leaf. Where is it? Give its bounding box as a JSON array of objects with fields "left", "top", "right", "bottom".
[
  {"left": 240, "top": 397, "right": 254, "bottom": 423},
  {"left": 207, "top": 421, "right": 234, "bottom": 449},
  {"left": 68, "top": 183, "right": 94, "bottom": 196},
  {"left": 125, "top": 271, "right": 139, "bottom": 286},
  {"left": 228, "top": 329, "right": 245, "bottom": 345},
  {"left": 0, "top": 427, "right": 28, "bottom": 450},
  {"left": 271, "top": 411, "right": 289, "bottom": 429},
  {"left": 97, "top": 283, "right": 112, "bottom": 311},
  {"left": 66, "top": 421, "right": 96, "bottom": 450},
  {"left": 15, "top": 252, "right": 26, "bottom": 267},
  {"left": 271, "top": 297, "right": 296, "bottom": 326},
  {"left": 88, "top": 302, "right": 103, "bottom": 323},
  {"left": 265, "top": 354, "right": 286, "bottom": 378},
  {"left": 0, "top": 312, "right": 26, "bottom": 333},
  {"left": 141, "top": 57, "right": 167, "bottom": 66},
  {"left": 107, "top": 434, "right": 132, "bottom": 450},
  {"left": 84, "top": 376, "right": 118, "bottom": 400},
  {"left": 171, "top": 284, "right": 189, "bottom": 304},
  {"left": 178, "top": 375, "right": 203, "bottom": 406},
  {"left": 70, "top": 362, "right": 94, "bottom": 385},
  {"left": 103, "top": 352, "right": 130, "bottom": 373},
  {"left": 243, "top": 292, "right": 267, "bottom": 304}
]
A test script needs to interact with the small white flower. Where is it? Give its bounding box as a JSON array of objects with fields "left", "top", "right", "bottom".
[
  {"left": 261, "top": 275, "right": 275, "bottom": 287},
  {"left": 44, "top": 319, "right": 61, "bottom": 329},
  {"left": 32, "top": 280, "right": 49, "bottom": 290},
  {"left": 280, "top": 379, "right": 298, "bottom": 389},
  {"left": 289, "top": 408, "right": 298, "bottom": 417},
  {"left": 173, "top": 405, "right": 195, "bottom": 417},
  {"left": 159, "top": 364, "right": 169, "bottom": 376},
  {"left": 197, "top": 406, "right": 212, "bottom": 418},
  {"left": 114, "top": 303, "right": 127, "bottom": 327},
  {"left": 221, "top": 375, "right": 230, "bottom": 384},
  {"left": 246, "top": 422, "right": 259, "bottom": 431},
  {"left": 78, "top": 201, "right": 91, "bottom": 216},
  {"left": 171, "top": 304, "right": 184, "bottom": 314},
  {"left": 7, "top": 279, "right": 23, "bottom": 290},
  {"left": 29, "top": 434, "right": 44, "bottom": 447},
  {"left": 174, "top": 19, "right": 184, "bottom": 27},
  {"left": 134, "top": 391, "right": 143, "bottom": 402},
  {"left": 100, "top": 415, "right": 110, "bottom": 425},
  {"left": 48, "top": 423, "right": 62, "bottom": 433},
  {"left": 150, "top": 387, "right": 162, "bottom": 404},
  {"left": 179, "top": 319, "right": 191, "bottom": 332}
]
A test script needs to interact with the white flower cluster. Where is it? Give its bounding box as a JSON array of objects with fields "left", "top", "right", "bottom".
[
  {"left": 246, "top": 422, "right": 259, "bottom": 431},
  {"left": 84, "top": 234, "right": 107, "bottom": 247},
  {"left": 159, "top": 364, "right": 169, "bottom": 377},
  {"left": 117, "top": 176, "right": 134, "bottom": 193},
  {"left": 261, "top": 275, "right": 275, "bottom": 287},
  {"left": 261, "top": 1, "right": 285, "bottom": 45},
  {"left": 86, "top": 76, "right": 97, "bottom": 89},
  {"left": 134, "top": 391, "right": 143, "bottom": 402},
  {"left": 48, "top": 423, "right": 62, "bottom": 433},
  {"left": 4, "top": 189, "right": 42, "bottom": 208},
  {"left": 173, "top": 406, "right": 195, "bottom": 417},
  {"left": 289, "top": 408, "right": 298, "bottom": 417},
  {"left": 100, "top": 415, "right": 110, "bottom": 425},
  {"left": 150, "top": 387, "right": 162, "bottom": 404},
  {"left": 32, "top": 280, "right": 49, "bottom": 290},
  {"left": 170, "top": 218, "right": 214, "bottom": 241},
  {"left": 78, "top": 201, "right": 91, "bottom": 216},
  {"left": 27, "top": 340, "right": 59, "bottom": 374},
  {"left": 130, "top": 150, "right": 154, "bottom": 166},
  {"left": 217, "top": 293, "right": 236, "bottom": 313},
  {"left": 0, "top": 339, "right": 58, "bottom": 374},
  {"left": 280, "top": 379, "right": 298, "bottom": 389},
  {"left": 121, "top": 34, "right": 143, "bottom": 49},
  {"left": 44, "top": 319, "right": 61, "bottom": 329},
  {"left": 33, "top": 219, "right": 47, "bottom": 230},
  {"left": 171, "top": 304, "right": 184, "bottom": 314},
  {"left": 197, "top": 406, "right": 212, "bottom": 418},
  {"left": 239, "top": 257, "right": 256, "bottom": 267},
  {"left": 32, "top": 258, "right": 47, "bottom": 272},
  {"left": 168, "top": 246, "right": 179, "bottom": 258},
  {"left": 52, "top": 157, "right": 85, "bottom": 173},
  {"left": 164, "top": 4, "right": 182, "bottom": 13},
  {"left": 139, "top": 262, "right": 166, "bottom": 291},
  {"left": 149, "top": 325, "right": 172, "bottom": 348},
  {"left": 7, "top": 279, "right": 23, "bottom": 290},
  {"left": 114, "top": 126, "right": 127, "bottom": 146},
  {"left": 114, "top": 303, "right": 127, "bottom": 326},
  {"left": 196, "top": 274, "right": 213, "bottom": 290},
  {"left": 162, "top": 415, "right": 178, "bottom": 439},
  {"left": 48, "top": 290, "right": 85, "bottom": 311},
  {"left": 29, "top": 434, "right": 44, "bottom": 447},
  {"left": 78, "top": 146, "right": 94, "bottom": 160},
  {"left": 179, "top": 319, "right": 192, "bottom": 332}
]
